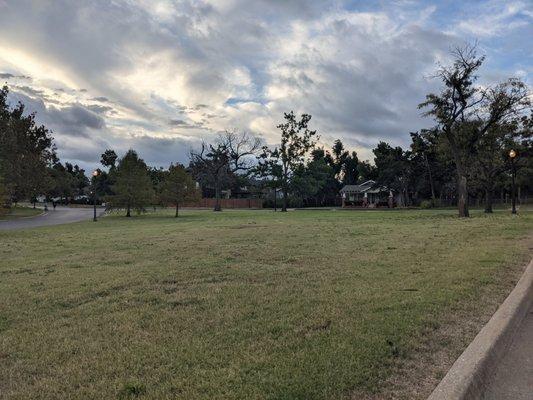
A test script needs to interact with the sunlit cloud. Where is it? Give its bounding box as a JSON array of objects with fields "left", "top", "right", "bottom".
[{"left": 0, "top": 0, "right": 530, "bottom": 172}]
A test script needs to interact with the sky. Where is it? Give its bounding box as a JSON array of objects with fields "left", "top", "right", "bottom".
[{"left": 0, "top": 0, "right": 531, "bottom": 172}]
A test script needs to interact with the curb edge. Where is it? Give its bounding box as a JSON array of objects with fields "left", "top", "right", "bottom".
[{"left": 428, "top": 258, "right": 533, "bottom": 400}]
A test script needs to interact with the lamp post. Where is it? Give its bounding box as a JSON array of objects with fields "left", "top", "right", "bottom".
[
  {"left": 92, "top": 169, "right": 99, "bottom": 221},
  {"left": 509, "top": 149, "right": 517, "bottom": 215}
]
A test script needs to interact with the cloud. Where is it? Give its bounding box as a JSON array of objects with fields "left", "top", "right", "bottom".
[
  {"left": 7, "top": 91, "right": 105, "bottom": 138},
  {"left": 0, "top": 0, "right": 530, "bottom": 171},
  {"left": 453, "top": 0, "right": 532, "bottom": 38}
]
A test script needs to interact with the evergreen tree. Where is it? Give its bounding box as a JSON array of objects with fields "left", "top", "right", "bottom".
[
  {"left": 160, "top": 164, "right": 198, "bottom": 217},
  {"left": 111, "top": 150, "right": 154, "bottom": 217}
]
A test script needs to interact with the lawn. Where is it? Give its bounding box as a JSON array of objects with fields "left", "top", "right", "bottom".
[
  {"left": 0, "top": 209, "right": 531, "bottom": 399},
  {"left": 0, "top": 206, "right": 42, "bottom": 220}
]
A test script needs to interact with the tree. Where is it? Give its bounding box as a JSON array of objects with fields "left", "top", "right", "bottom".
[
  {"left": 467, "top": 121, "right": 518, "bottom": 213},
  {"left": 48, "top": 162, "right": 76, "bottom": 202},
  {"left": 100, "top": 149, "right": 118, "bottom": 170},
  {"left": 373, "top": 142, "right": 412, "bottom": 205},
  {"left": 410, "top": 131, "right": 438, "bottom": 203},
  {"left": 190, "top": 130, "right": 261, "bottom": 211},
  {"left": 65, "top": 162, "right": 89, "bottom": 198},
  {"left": 160, "top": 164, "right": 198, "bottom": 217},
  {"left": 110, "top": 150, "right": 154, "bottom": 217},
  {"left": 342, "top": 151, "right": 359, "bottom": 185},
  {"left": 0, "top": 170, "right": 7, "bottom": 215},
  {"left": 419, "top": 44, "right": 530, "bottom": 217},
  {"left": 257, "top": 112, "right": 318, "bottom": 211},
  {"left": 357, "top": 160, "right": 377, "bottom": 182},
  {"left": 291, "top": 156, "right": 332, "bottom": 206},
  {"left": 0, "top": 85, "right": 56, "bottom": 205}
]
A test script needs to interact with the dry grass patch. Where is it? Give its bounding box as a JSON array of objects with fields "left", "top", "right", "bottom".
[{"left": 0, "top": 208, "right": 531, "bottom": 399}]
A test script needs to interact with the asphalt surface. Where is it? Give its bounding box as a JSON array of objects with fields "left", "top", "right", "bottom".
[
  {"left": 483, "top": 306, "right": 533, "bottom": 399},
  {"left": 0, "top": 206, "right": 105, "bottom": 230}
]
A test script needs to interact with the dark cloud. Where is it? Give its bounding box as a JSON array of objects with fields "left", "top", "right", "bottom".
[
  {"left": 14, "top": 85, "right": 45, "bottom": 97},
  {"left": 169, "top": 119, "right": 190, "bottom": 127},
  {"left": 87, "top": 104, "right": 115, "bottom": 115},
  {"left": 7, "top": 91, "right": 105, "bottom": 138},
  {"left": 0, "top": 72, "right": 31, "bottom": 80}
]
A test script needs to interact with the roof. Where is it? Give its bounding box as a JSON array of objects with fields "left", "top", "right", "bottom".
[
  {"left": 340, "top": 180, "right": 391, "bottom": 194},
  {"left": 340, "top": 180, "right": 375, "bottom": 193}
]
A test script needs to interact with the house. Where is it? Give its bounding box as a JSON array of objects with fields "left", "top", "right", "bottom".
[{"left": 340, "top": 180, "right": 395, "bottom": 208}]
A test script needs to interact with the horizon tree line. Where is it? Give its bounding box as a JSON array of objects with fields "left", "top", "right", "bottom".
[{"left": 1, "top": 44, "right": 531, "bottom": 218}]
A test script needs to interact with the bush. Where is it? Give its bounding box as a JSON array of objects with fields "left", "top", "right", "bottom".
[{"left": 420, "top": 199, "right": 441, "bottom": 209}]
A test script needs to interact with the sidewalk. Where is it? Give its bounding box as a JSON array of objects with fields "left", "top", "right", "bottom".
[{"left": 483, "top": 306, "right": 533, "bottom": 399}]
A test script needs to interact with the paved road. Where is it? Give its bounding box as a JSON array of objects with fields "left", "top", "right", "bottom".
[
  {"left": 483, "top": 306, "right": 533, "bottom": 399},
  {"left": 0, "top": 206, "right": 105, "bottom": 230}
]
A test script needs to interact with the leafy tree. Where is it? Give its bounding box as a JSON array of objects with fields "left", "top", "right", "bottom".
[
  {"left": 342, "top": 151, "right": 359, "bottom": 185},
  {"left": 257, "top": 112, "right": 318, "bottom": 211},
  {"left": 373, "top": 142, "right": 412, "bottom": 205},
  {"left": 419, "top": 44, "right": 530, "bottom": 217},
  {"left": 160, "top": 164, "right": 198, "bottom": 217},
  {"left": 110, "top": 150, "right": 154, "bottom": 217},
  {"left": 65, "top": 162, "right": 89, "bottom": 197},
  {"left": 357, "top": 160, "right": 377, "bottom": 182},
  {"left": 0, "top": 85, "right": 56, "bottom": 205},
  {"left": 467, "top": 121, "right": 521, "bottom": 213},
  {"left": 0, "top": 170, "right": 7, "bottom": 215},
  {"left": 48, "top": 162, "right": 76, "bottom": 202},
  {"left": 95, "top": 149, "right": 120, "bottom": 198},
  {"left": 291, "top": 156, "right": 333, "bottom": 206},
  {"left": 100, "top": 149, "right": 118, "bottom": 170},
  {"left": 148, "top": 166, "right": 166, "bottom": 207},
  {"left": 410, "top": 131, "right": 438, "bottom": 203}
]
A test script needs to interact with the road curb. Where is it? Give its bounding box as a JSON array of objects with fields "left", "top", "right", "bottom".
[
  {"left": 428, "top": 258, "right": 533, "bottom": 400},
  {"left": 0, "top": 210, "right": 46, "bottom": 222}
]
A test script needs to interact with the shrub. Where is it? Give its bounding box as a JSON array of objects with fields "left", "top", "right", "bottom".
[{"left": 420, "top": 199, "right": 441, "bottom": 209}]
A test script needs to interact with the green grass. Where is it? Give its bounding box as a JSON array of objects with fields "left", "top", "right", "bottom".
[
  {"left": 0, "top": 209, "right": 531, "bottom": 399},
  {"left": 0, "top": 206, "right": 42, "bottom": 220}
]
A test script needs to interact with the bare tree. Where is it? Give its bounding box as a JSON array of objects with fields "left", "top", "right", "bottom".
[
  {"left": 419, "top": 44, "right": 530, "bottom": 217},
  {"left": 189, "top": 130, "right": 261, "bottom": 211}
]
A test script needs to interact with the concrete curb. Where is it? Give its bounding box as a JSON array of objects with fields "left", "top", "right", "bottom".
[
  {"left": 428, "top": 258, "right": 533, "bottom": 400},
  {"left": 0, "top": 210, "right": 47, "bottom": 222}
]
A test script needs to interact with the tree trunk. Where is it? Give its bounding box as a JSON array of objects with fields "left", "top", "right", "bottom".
[
  {"left": 126, "top": 204, "right": 131, "bottom": 217},
  {"left": 175, "top": 202, "right": 179, "bottom": 218},
  {"left": 214, "top": 182, "right": 221, "bottom": 212},
  {"left": 457, "top": 173, "right": 469, "bottom": 217},
  {"left": 424, "top": 154, "right": 436, "bottom": 203},
  {"left": 281, "top": 182, "right": 288, "bottom": 212},
  {"left": 484, "top": 188, "right": 493, "bottom": 213}
]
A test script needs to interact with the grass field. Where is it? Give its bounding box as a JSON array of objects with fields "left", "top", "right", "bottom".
[
  {"left": 0, "top": 206, "right": 42, "bottom": 220},
  {"left": 0, "top": 209, "right": 532, "bottom": 399}
]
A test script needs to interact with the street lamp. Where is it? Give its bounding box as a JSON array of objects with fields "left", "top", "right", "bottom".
[
  {"left": 509, "top": 150, "right": 517, "bottom": 215},
  {"left": 92, "top": 169, "right": 99, "bottom": 221}
]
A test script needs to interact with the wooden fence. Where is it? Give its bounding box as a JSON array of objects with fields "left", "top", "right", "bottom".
[{"left": 182, "top": 198, "right": 263, "bottom": 209}]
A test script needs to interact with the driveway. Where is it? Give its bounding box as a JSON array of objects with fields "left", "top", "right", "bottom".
[{"left": 0, "top": 206, "right": 105, "bottom": 230}]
